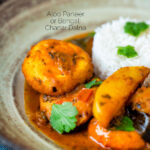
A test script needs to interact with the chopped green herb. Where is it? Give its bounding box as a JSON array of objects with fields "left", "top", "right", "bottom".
[
  {"left": 50, "top": 102, "right": 78, "bottom": 134},
  {"left": 117, "top": 45, "right": 138, "bottom": 58},
  {"left": 85, "top": 79, "right": 102, "bottom": 89},
  {"left": 88, "top": 32, "right": 95, "bottom": 37},
  {"left": 124, "top": 21, "right": 149, "bottom": 37},
  {"left": 115, "top": 116, "right": 135, "bottom": 131}
]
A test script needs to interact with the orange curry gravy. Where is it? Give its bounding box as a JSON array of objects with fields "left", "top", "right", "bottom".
[{"left": 24, "top": 32, "right": 103, "bottom": 150}]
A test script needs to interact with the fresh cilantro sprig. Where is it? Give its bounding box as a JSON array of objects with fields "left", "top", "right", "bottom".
[
  {"left": 124, "top": 21, "right": 149, "bottom": 37},
  {"left": 85, "top": 79, "right": 102, "bottom": 89},
  {"left": 115, "top": 116, "right": 135, "bottom": 131},
  {"left": 50, "top": 102, "right": 78, "bottom": 134},
  {"left": 117, "top": 45, "right": 138, "bottom": 58},
  {"left": 88, "top": 32, "right": 95, "bottom": 37}
]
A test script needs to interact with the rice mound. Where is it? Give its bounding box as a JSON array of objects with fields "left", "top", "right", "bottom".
[{"left": 92, "top": 17, "right": 150, "bottom": 79}]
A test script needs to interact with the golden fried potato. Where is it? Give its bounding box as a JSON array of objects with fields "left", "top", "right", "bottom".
[
  {"left": 40, "top": 87, "right": 96, "bottom": 126},
  {"left": 88, "top": 119, "right": 145, "bottom": 149},
  {"left": 93, "top": 66, "right": 150, "bottom": 128},
  {"left": 22, "top": 39, "right": 93, "bottom": 96},
  {"left": 131, "top": 86, "right": 150, "bottom": 114}
]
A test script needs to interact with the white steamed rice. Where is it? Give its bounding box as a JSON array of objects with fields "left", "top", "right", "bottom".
[{"left": 92, "top": 17, "right": 150, "bottom": 79}]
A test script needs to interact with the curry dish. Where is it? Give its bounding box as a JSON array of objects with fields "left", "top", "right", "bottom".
[{"left": 23, "top": 32, "right": 150, "bottom": 150}]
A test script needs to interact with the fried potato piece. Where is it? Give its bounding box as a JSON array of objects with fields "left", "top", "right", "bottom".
[
  {"left": 93, "top": 66, "right": 150, "bottom": 128},
  {"left": 22, "top": 39, "right": 93, "bottom": 96},
  {"left": 40, "top": 87, "right": 96, "bottom": 126},
  {"left": 88, "top": 119, "right": 145, "bottom": 149},
  {"left": 131, "top": 87, "right": 150, "bottom": 115}
]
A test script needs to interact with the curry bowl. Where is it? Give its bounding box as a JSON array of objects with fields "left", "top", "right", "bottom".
[{"left": 1, "top": 0, "right": 150, "bottom": 149}]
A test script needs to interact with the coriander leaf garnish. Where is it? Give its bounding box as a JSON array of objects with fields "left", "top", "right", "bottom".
[
  {"left": 50, "top": 102, "right": 78, "bottom": 134},
  {"left": 85, "top": 79, "right": 102, "bottom": 89},
  {"left": 115, "top": 116, "right": 135, "bottom": 131},
  {"left": 88, "top": 32, "right": 95, "bottom": 37},
  {"left": 117, "top": 45, "right": 138, "bottom": 58},
  {"left": 124, "top": 21, "right": 149, "bottom": 37}
]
